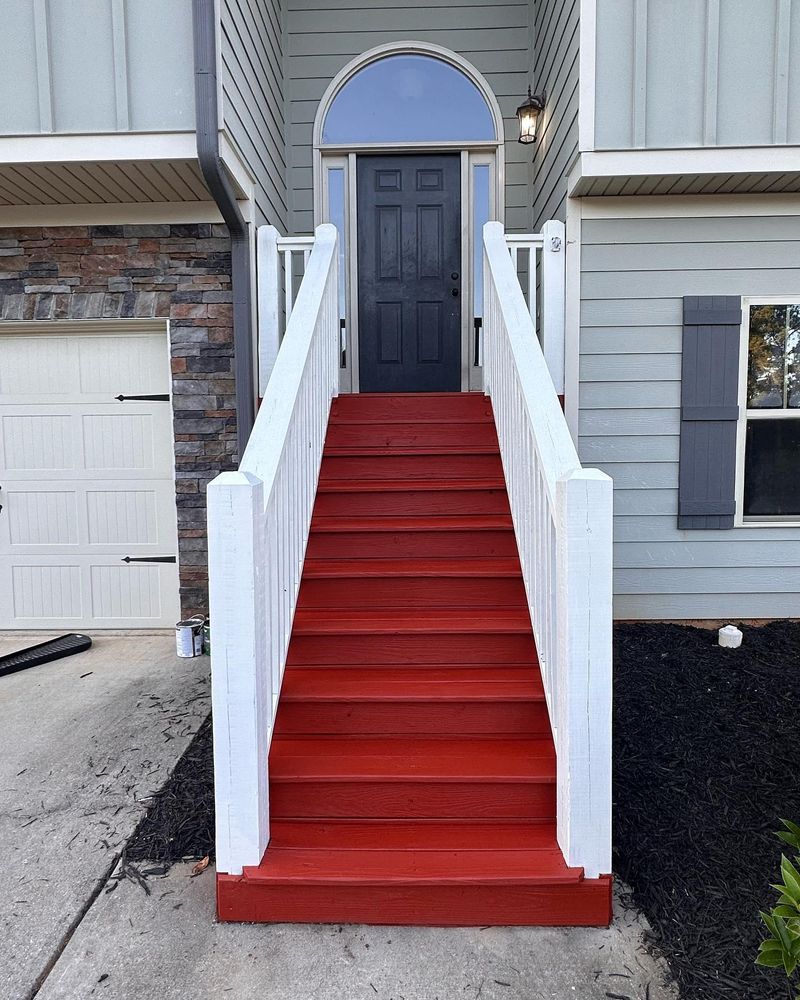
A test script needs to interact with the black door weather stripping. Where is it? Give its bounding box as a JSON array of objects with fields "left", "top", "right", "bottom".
[{"left": 192, "top": 0, "right": 255, "bottom": 457}]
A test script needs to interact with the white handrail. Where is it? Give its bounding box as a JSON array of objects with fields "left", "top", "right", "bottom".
[
  {"left": 483, "top": 220, "right": 612, "bottom": 879},
  {"left": 208, "top": 223, "right": 339, "bottom": 876}
]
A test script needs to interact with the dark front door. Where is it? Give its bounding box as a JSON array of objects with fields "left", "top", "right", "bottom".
[{"left": 357, "top": 154, "right": 462, "bottom": 392}]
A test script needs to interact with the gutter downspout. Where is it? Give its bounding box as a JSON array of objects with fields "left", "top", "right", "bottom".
[{"left": 192, "top": 0, "right": 254, "bottom": 458}]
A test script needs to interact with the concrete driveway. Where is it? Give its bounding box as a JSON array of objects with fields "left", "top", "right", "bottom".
[
  {"left": 0, "top": 633, "right": 210, "bottom": 1000},
  {"left": 36, "top": 863, "right": 675, "bottom": 1000}
]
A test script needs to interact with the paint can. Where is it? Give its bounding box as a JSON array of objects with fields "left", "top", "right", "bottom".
[
  {"left": 176, "top": 615, "right": 206, "bottom": 658},
  {"left": 202, "top": 622, "right": 211, "bottom": 655}
]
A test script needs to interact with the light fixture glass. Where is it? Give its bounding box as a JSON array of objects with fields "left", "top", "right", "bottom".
[{"left": 516, "top": 87, "right": 545, "bottom": 144}]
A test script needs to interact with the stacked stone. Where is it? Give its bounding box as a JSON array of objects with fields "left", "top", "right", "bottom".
[{"left": 0, "top": 222, "right": 237, "bottom": 614}]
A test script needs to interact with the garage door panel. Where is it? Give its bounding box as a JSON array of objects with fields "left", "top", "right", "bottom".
[
  {"left": 2, "top": 481, "right": 175, "bottom": 551},
  {"left": 1, "top": 554, "right": 178, "bottom": 628},
  {"left": 2, "top": 413, "right": 75, "bottom": 471},
  {"left": 78, "top": 334, "right": 168, "bottom": 395},
  {"left": 11, "top": 564, "right": 84, "bottom": 620},
  {"left": 0, "top": 336, "right": 79, "bottom": 394},
  {"left": 7, "top": 490, "right": 79, "bottom": 546},
  {"left": 0, "top": 404, "right": 173, "bottom": 480}
]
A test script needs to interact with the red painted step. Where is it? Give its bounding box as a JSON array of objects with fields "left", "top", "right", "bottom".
[
  {"left": 306, "top": 515, "right": 518, "bottom": 558},
  {"left": 275, "top": 666, "right": 548, "bottom": 734},
  {"left": 329, "top": 391, "right": 493, "bottom": 423},
  {"left": 219, "top": 392, "right": 611, "bottom": 927},
  {"left": 313, "top": 481, "right": 510, "bottom": 517},
  {"left": 269, "top": 737, "right": 556, "bottom": 820},
  {"left": 326, "top": 420, "right": 499, "bottom": 450},
  {"left": 297, "top": 558, "right": 526, "bottom": 610},
  {"left": 320, "top": 451, "right": 504, "bottom": 481}
]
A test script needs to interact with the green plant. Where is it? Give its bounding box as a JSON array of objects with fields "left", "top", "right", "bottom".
[{"left": 757, "top": 819, "right": 800, "bottom": 998}]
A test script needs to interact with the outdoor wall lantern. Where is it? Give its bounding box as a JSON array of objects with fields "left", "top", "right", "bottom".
[{"left": 516, "top": 87, "right": 545, "bottom": 144}]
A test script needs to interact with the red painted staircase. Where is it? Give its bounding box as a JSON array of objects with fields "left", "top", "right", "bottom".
[{"left": 217, "top": 393, "right": 612, "bottom": 926}]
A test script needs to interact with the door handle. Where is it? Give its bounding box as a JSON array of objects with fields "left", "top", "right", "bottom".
[{"left": 451, "top": 288, "right": 459, "bottom": 297}]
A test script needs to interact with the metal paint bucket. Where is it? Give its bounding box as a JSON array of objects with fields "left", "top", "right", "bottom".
[
  {"left": 176, "top": 615, "right": 205, "bottom": 658},
  {"left": 202, "top": 622, "right": 211, "bottom": 655}
]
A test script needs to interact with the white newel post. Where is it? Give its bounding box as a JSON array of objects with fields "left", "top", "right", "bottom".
[
  {"left": 555, "top": 467, "right": 614, "bottom": 879},
  {"left": 257, "top": 225, "right": 280, "bottom": 397},
  {"left": 541, "top": 219, "right": 566, "bottom": 397},
  {"left": 208, "top": 470, "right": 271, "bottom": 876}
]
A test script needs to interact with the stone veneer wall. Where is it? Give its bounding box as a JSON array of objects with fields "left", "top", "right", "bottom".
[{"left": 0, "top": 223, "right": 236, "bottom": 616}]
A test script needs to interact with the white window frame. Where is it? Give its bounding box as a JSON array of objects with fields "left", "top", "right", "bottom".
[{"left": 734, "top": 295, "right": 800, "bottom": 528}]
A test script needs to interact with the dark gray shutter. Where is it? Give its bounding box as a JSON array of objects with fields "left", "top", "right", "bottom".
[{"left": 678, "top": 296, "right": 742, "bottom": 529}]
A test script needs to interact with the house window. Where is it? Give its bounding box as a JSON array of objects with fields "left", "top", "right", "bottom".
[
  {"left": 742, "top": 301, "right": 800, "bottom": 518},
  {"left": 321, "top": 54, "right": 496, "bottom": 145}
]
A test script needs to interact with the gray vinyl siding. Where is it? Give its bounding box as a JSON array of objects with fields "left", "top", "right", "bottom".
[
  {"left": 0, "top": 0, "right": 194, "bottom": 134},
  {"left": 531, "top": 0, "right": 578, "bottom": 227},
  {"left": 220, "top": 0, "right": 288, "bottom": 229},
  {"left": 285, "top": 0, "right": 532, "bottom": 234},
  {"left": 594, "top": 0, "right": 800, "bottom": 149},
  {"left": 579, "top": 208, "right": 800, "bottom": 620}
]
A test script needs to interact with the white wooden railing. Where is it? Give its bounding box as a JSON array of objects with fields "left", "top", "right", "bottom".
[
  {"left": 483, "top": 220, "right": 613, "bottom": 879},
  {"left": 504, "top": 220, "right": 566, "bottom": 395},
  {"left": 256, "top": 227, "right": 316, "bottom": 395},
  {"left": 208, "top": 224, "right": 339, "bottom": 876}
]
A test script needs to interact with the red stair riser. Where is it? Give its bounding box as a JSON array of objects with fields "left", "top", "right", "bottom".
[
  {"left": 306, "top": 529, "right": 518, "bottom": 559},
  {"left": 296, "top": 577, "right": 528, "bottom": 610},
  {"left": 217, "top": 876, "right": 614, "bottom": 927},
  {"left": 320, "top": 454, "right": 504, "bottom": 481},
  {"left": 325, "top": 421, "right": 499, "bottom": 450},
  {"left": 274, "top": 700, "right": 551, "bottom": 736},
  {"left": 286, "top": 633, "right": 537, "bottom": 665},
  {"left": 266, "top": 819, "right": 558, "bottom": 851},
  {"left": 329, "top": 393, "right": 493, "bottom": 422},
  {"left": 312, "top": 489, "right": 510, "bottom": 517},
  {"left": 269, "top": 780, "right": 555, "bottom": 820}
]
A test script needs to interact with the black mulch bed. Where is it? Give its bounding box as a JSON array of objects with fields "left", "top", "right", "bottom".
[
  {"left": 123, "top": 713, "right": 214, "bottom": 874},
  {"left": 120, "top": 622, "right": 800, "bottom": 1000},
  {"left": 614, "top": 620, "right": 800, "bottom": 1000}
]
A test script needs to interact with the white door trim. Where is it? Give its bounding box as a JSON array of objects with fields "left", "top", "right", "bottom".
[{"left": 312, "top": 42, "right": 506, "bottom": 393}]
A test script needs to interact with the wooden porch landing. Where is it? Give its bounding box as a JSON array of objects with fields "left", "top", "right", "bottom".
[{"left": 217, "top": 393, "right": 612, "bottom": 926}]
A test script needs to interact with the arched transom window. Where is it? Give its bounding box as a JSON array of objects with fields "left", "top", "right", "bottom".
[{"left": 321, "top": 53, "right": 497, "bottom": 145}]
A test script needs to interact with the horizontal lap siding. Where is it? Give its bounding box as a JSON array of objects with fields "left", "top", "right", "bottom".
[
  {"left": 221, "top": 0, "right": 287, "bottom": 229},
  {"left": 532, "top": 0, "right": 578, "bottom": 227},
  {"left": 580, "top": 210, "right": 800, "bottom": 619},
  {"left": 285, "top": 0, "right": 532, "bottom": 233}
]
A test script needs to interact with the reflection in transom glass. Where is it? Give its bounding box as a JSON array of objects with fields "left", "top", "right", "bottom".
[
  {"left": 747, "top": 303, "right": 800, "bottom": 408},
  {"left": 322, "top": 54, "right": 496, "bottom": 145}
]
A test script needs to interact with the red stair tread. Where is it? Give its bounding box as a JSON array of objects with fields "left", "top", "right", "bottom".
[
  {"left": 267, "top": 819, "right": 557, "bottom": 851},
  {"left": 243, "top": 847, "right": 579, "bottom": 885},
  {"left": 270, "top": 737, "right": 555, "bottom": 780},
  {"left": 280, "top": 668, "right": 544, "bottom": 702},
  {"left": 315, "top": 477, "right": 506, "bottom": 493},
  {"left": 310, "top": 514, "right": 513, "bottom": 530},
  {"left": 292, "top": 608, "right": 533, "bottom": 634},
  {"left": 330, "top": 392, "right": 493, "bottom": 422},
  {"left": 282, "top": 663, "right": 540, "bottom": 677},
  {"left": 300, "top": 557, "right": 521, "bottom": 578}
]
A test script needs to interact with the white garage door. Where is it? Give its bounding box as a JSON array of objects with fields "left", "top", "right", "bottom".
[{"left": 0, "top": 322, "right": 180, "bottom": 629}]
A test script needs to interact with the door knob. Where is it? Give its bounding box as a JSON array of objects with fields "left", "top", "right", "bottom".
[{"left": 451, "top": 288, "right": 459, "bottom": 297}]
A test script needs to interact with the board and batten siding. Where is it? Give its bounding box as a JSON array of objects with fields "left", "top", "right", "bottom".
[
  {"left": 579, "top": 201, "right": 800, "bottom": 619},
  {"left": 285, "top": 0, "right": 533, "bottom": 234},
  {"left": 594, "top": 0, "right": 800, "bottom": 149},
  {"left": 532, "top": 0, "right": 579, "bottom": 227},
  {"left": 0, "top": 0, "right": 194, "bottom": 134},
  {"left": 220, "top": 0, "right": 288, "bottom": 229}
]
